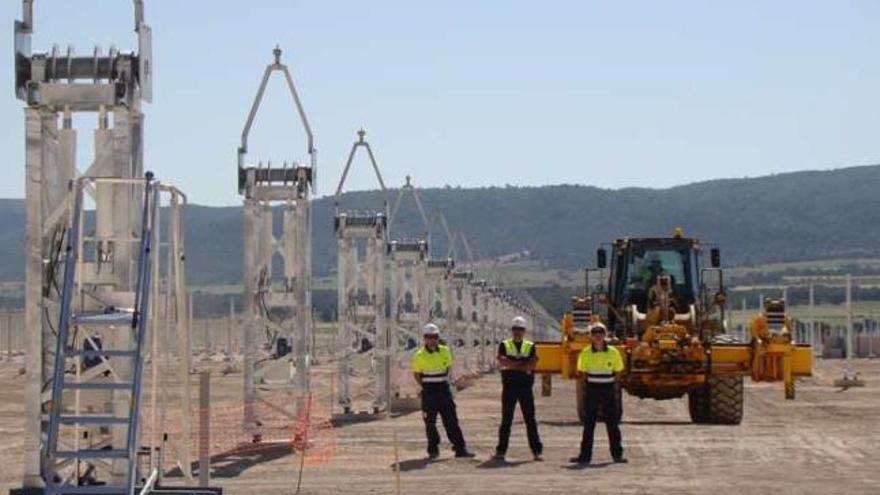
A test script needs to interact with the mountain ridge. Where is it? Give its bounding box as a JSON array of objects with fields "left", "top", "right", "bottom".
[{"left": 0, "top": 164, "right": 878, "bottom": 284}]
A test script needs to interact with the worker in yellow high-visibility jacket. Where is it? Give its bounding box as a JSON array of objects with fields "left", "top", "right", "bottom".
[
  {"left": 493, "top": 316, "right": 543, "bottom": 462},
  {"left": 411, "top": 323, "right": 475, "bottom": 460},
  {"left": 570, "top": 323, "right": 627, "bottom": 465}
]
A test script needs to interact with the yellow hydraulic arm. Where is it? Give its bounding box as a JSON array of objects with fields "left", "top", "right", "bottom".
[{"left": 534, "top": 307, "right": 812, "bottom": 399}]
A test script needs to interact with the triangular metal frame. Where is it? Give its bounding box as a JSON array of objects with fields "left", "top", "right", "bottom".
[
  {"left": 389, "top": 175, "right": 431, "bottom": 243},
  {"left": 334, "top": 129, "right": 388, "bottom": 216},
  {"left": 238, "top": 46, "right": 317, "bottom": 190}
]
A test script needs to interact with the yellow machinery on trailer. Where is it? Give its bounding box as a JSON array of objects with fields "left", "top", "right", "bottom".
[{"left": 535, "top": 230, "right": 812, "bottom": 424}]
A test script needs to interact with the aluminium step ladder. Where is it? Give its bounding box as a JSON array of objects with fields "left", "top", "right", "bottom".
[{"left": 44, "top": 173, "right": 159, "bottom": 495}]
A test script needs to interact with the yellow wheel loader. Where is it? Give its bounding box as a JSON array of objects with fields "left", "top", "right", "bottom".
[{"left": 535, "top": 231, "right": 812, "bottom": 424}]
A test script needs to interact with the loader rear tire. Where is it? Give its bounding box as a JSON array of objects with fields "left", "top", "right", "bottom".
[{"left": 688, "top": 375, "right": 743, "bottom": 425}]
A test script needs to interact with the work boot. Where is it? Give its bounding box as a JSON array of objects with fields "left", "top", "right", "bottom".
[
  {"left": 533, "top": 452, "right": 543, "bottom": 462},
  {"left": 492, "top": 451, "right": 505, "bottom": 462},
  {"left": 569, "top": 454, "right": 590, "bottom": 464},
  {"left": 455, "top": 450, "right": 476, "bottom": 459},
  {"left": 613, "top": 456, "right": 628, "bottom": 464},
  {"left": 427, "top": 450, "right": 439, "bottom": 460}
]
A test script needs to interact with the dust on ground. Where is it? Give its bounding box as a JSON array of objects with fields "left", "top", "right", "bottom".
[{"left": 1, "top": 358, "right": 879, "bottom": 494}]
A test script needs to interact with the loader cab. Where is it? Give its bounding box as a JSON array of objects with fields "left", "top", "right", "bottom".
[
  {"left": 598, "top": 236, "right": 713, "bottom": 337},
  {"left": 613, "top": 238, "right": 698, "bottom": 311}
]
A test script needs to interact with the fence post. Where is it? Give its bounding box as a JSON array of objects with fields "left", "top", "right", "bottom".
[
  {"left": 198, "top": 371, "right": 211, "bottom": 487},
  {"left": 5, "top": 313, "right": 11, "bottom": 360}
]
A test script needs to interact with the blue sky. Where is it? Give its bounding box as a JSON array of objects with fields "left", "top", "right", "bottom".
[{"left": 1, "top": 1, "right": 879, "bottom": 206}]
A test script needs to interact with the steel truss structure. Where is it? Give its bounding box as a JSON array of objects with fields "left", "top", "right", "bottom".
[
  {"left": 14, "top": 0, "right": 198, "bottom": 488},
  {"left": 448, "top": 269, "right": 478, "bottom": 375},
  {"left": 237, "top": 47, "right": 316, "bottom": 436},
  {"left": 43, "top": 175, "right": 190, "bottom": 492},
  {"left": 387, "top": 177, "right": 432, "bottom": 398},
  {"left": 334, "top": 130, "right": 390, "bottom": 414},
  {"left": 387, "top": 240, "right": 428, "bottom": 400}
]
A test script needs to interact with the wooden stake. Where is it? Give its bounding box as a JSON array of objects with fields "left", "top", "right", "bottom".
[
  {"left": 393, "top": 428, "right": 401, "bottom": 495},
  {"left": 329, "top": 371, "right": 335, "bottom": 417},
  {"left": 198, "top": 371, "right": 211, "bottom": 487},
  {"left": 295, "top": 393, "right": 312, "bottom": 494}
]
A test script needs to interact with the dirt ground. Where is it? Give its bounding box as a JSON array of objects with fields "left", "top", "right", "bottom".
[{"left": 1, "top": 358, "right": 879, "bottom": 494}]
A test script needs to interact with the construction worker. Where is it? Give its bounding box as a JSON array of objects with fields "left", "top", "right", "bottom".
[
  {"left": 494, "top": 316, "right": 543, "bottom": 461},
  {"left": 411, "top": 323, "right": 475, "bottom": 459},
  {"left": 647, "top": 272, "right": 678, "bottom": 317},
  {"left": 638, "top": 253, "right": 665, "bottom": 288},
  {"left": 570, "top": 322, "right": 627, "bottom": 465}
]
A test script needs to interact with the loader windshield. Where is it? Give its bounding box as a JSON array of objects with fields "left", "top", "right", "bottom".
[
  {"left": 621, "top": 244, "right": 696, "bottom": 312},
  {"left": 628, "top": 249, "right": 687, "bottom": 290}
]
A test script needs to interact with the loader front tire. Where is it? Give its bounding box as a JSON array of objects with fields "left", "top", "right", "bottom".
[{"left": 689, "top": 375, "right": 743, "bottom": 425}]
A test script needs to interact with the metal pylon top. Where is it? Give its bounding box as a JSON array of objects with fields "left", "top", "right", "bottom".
[
  {"left": 334, "top": 128, "right": 389, "bottom": 216},
  {"left": 15, "top": 0, "right": 153, "bottom": 103},
  {"left": 389, "top": 175, "right": 431, "bottom": 244},
  {"left": 238, "top": 46, "right": 317, "bottom": 189},
  {"left": 427, "top": 210, "right": 465, "bottom": 262}
]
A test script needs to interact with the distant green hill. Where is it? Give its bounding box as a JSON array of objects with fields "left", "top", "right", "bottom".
[
  {"left": 1, "top": 165, "right": 879, "bottom": 285},
  {"left": 0, "top": 199, "right": 25, "bottom": 281}
]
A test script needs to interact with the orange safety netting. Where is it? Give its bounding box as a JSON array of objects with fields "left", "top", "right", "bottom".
[{"left": 140, "top": 392, "right": 336, "bottom": 470}]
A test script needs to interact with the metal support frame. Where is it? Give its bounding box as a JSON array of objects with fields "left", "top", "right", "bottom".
[
  {"left": 238, "top": 47, "right": 315, "bottom": 437},
  {"left": 474, "top": 281, "right": 497, "bottom": 372},
  {"left": 34, "top": 174, "right": 191, "bottom": 492},
  {"left": 427, "top": 211, "right": 456, "bottom": 261},
  {"left": 426, "top": 259, "right": 454, "bottom": 322},
  {"left": 485, "top": 286, "right": 504, "bottom": 370},
  {"left": 449, "top": 270, "right": 476, "bottom": 374},
  {"left": 152, "top": 183, "right": 193, "bottom": 482},
  {"left": 15, "top": 1, "right": 153, "bottom": 106},
  {"left": 387, "top": 176, "right": 432, "bottom": 397},
  {"left": 14, "top": 2, "right": 174, "bottom": 489},
  {"left": 389, "top": 175, "right": 430, "bottom": 245},
  {"left": 469, "top": 279, "right": 491, "bottom": 372},
  {"left": 388, "top": 240, "right": 429, "bottom": 398},
  {"left": 334, "top": 129, "right": 390, "bottom": 414},
  {"left": 428, "top": 212, "right": 481, "bottom": 372},
  {"left": 425, "top": 258, "right": 455, "bottom": 354},
  {"left": 43, "top": 175, "right": 160, "bottom": 493}
]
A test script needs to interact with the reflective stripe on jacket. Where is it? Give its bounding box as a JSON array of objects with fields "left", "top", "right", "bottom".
[
  {"left": 411, "top": 345, "right": 453, "bottom": 384},
  {"left": 502, "top": 338, "right": 534, "bottom": 359},
  {"left": 576, "top": 345, "right": 624, "bottom": 384}
]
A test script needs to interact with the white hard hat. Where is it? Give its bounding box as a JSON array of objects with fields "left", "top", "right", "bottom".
[
  {"left": 511, "top": 316, "right": 528, "bottom": 330},
  {"left": 423, "top": 323, "right": 440, "bottom": 336},
  {"left": 589, "top": 322, "right": 607, "bottom": 334}
]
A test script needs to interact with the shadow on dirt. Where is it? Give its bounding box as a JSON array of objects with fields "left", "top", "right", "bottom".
[
  {"left": 164, "top": 442, "right": 295, "bottom": 479},
  {"left": 395, "top": 457, "right": 450, "bottom": 472},
  {"left": 564, "top": 460, "right": 614, "bottom": 471},
  {"left": 621, "top": 420, "right": 692, "bottom": 426},
  {"left": 477, "top": 458, "right": 529, "bottom": 469},
  {"left": 539, "top": 420, "right": 582, "bottom": 427}
]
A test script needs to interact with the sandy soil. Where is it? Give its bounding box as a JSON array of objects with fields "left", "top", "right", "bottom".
[{"left": 2, "top": 358, "right": 879, "bottom": 494}]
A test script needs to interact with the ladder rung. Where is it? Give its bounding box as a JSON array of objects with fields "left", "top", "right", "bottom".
[
  {"left": 67, "top": 349, "right": 137, "bottom": 358},
  {"left": 73, "top": 312, "right": 135, "bottom": 326},
  {"left": 46, "top": 485, "right": 129, "bottom": 495},
  {"left": 55, "top": 448, "right": 129, "bottom": 459},
  {"left": 58, "top": 415, "right": 130, "bottom": 425},
  {"left": 62, "top": 382, "right": 132, "bottom": 391}
]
